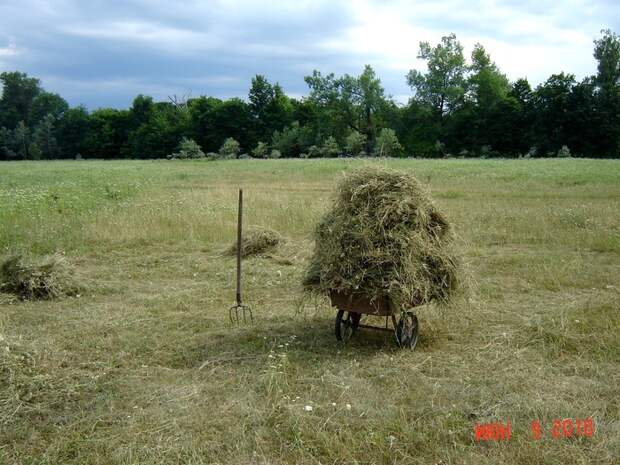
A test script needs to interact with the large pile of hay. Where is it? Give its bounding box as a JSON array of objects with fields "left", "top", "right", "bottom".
[
  {"left": 0, "top": 254, "right": 79, "bottom": 300},
  {"left": 303, "top": 167, "right": 459, "bottom": 307}
]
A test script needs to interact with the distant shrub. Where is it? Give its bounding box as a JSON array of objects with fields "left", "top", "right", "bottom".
[
  {"left": 271, "top": 121, "right": 310, "bottom": 157},
  {"left": 321, "top": 136, "right": 341, "bottom": 158},
  {"left": 526, "top": 146, "right": 537, "bottom": 158},
  {"left": 557, "top": 145, "right": 571, "bottom": 158},
  {"left": 29, "top": 143, "right": 42, "bottom": 160},
  {"left": 252, "top": 141, "right": 269, "bottom": 159},
  {"left": 167, "top": 137, "right": 205, "bottom": 159},
  {"left": 375, "top": 128, "right": 403, "bottom": 157},
  {"left": 345, "top": 131, "right": 367, "bottom": 156},
  {"left": 269, "top": 149, "right": 282, "bottom": 159},
  {"left": 434, "top": 140, "right": 446, "bottom": 157},
  {"left": 307, "top": 145, "right": 322, "bottom": 158},
  {"left": 219, "top": 137, "right": 241, "bottom": 159},
  {"left": 239, "top": 153, "right": 251, "bottom": 159},
  {"left": 299, "top": 152, "right": 309, "bottom": 159}
]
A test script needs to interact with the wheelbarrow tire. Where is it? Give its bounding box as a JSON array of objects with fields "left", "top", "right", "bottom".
[
  {"left": 395, "top": 312, "right": 419, "bottom": 349},
  {"left": 335, "top": 310, "right": 361, "bottom": 342}
]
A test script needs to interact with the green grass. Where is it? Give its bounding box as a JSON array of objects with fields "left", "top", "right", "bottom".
[{"left": 1, "top": 158, "right": 619, "bottom": 464}]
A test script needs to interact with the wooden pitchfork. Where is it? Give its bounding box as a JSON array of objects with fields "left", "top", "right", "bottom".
[{"left": 229, "top": 189, "right": 253, "bottom": 324}]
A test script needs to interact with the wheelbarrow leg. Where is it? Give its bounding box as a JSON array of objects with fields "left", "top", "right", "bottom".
[
  {"left": 335, "top": 310, "right": 360, "bottom": 342},
  {"left": 395, "top": 312, "right": 419, "bottom": 349}
]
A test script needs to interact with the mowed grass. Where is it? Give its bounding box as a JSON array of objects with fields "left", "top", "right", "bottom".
[{"left": 0, "top": 158, "right": 618, "bottom": 465}]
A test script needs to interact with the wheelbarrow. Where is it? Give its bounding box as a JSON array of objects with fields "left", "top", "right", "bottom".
[{"left": 329, "top": 290, "right": 420, "bottom": 349}]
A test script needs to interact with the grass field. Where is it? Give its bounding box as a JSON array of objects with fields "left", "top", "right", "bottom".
[{"left": 1, "top": 158, "right": 619, "bottom": 465}]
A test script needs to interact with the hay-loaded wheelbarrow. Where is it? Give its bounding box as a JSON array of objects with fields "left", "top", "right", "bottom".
[{"left": 329, "top": 290, "right": 420, "bottom": 349}]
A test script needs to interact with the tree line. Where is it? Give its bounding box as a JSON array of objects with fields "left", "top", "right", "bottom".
[{"left": 1, "top": 30, "right": 618, "bottom": 160}]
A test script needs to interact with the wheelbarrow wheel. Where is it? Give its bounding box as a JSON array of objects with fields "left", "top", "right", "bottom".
[
  {"left": 395, "top": 312, "right": 419, "bottom": 349},
  {"left": 335, "top": 310, "right": 361, "bottom": 342}
]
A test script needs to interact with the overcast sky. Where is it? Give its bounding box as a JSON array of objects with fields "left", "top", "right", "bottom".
[{"left": 1, "top": 0, "right": 618, "bottom": 109}]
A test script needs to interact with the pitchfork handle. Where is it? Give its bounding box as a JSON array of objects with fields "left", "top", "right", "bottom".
[{"left": 236, "top": 189, "right": 243, "bottom": 304}]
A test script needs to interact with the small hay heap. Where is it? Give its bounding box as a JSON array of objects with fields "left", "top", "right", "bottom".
[
  {"left": 226, "top": 228, "right": 281, "bottom": 258},
  {"left": 0, "top": 254, "right": 79, "bottom": 300},
  {"left": 303, "top": 167, "right": 459, "bottom": 307}
]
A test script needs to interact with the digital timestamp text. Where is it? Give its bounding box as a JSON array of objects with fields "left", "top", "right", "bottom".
[{"left": 474, "top": 418, "right": 595, "bottom": 442}]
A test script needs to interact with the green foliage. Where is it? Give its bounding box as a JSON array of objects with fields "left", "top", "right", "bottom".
[
  {"left": 56, "top": 106, "right": 91, "bottom": 158},
  {"left": 0, "top": 71, "right": 41, "bottom": 129},
  {"left": 86, "top": 108, "right": 131, "bottom": 160},
  {"left": 128, "top": 102, "right": 190, "bottom": 159},
  {"left": 252, "top": 141, "right": 269, "bottom": 158},
  {"left": 0, "top": 127, "right": 16, "bottom": 160},
  {"left": 557, "top": 145, "right": 571, "bottom": 158},
  {"left": 271, "top": 121, "right": 309, "bottom": 157},
  {"left": 468, "top": 44, "right": 510, "bottom": 110},
  {"left": 374, "top": 128, "right": 403, "bottom": 157},
  {"left": 593, "top": 29, "right": 620, "bottom": 95},
  {"left": 345, "top": 131, "right": 367, "bottom": 156},
  {"left": 29, "top": 142, "right": 42, "bottom": 160},
  {"left": 249, "top": 75, "right": 292, "bottom": 141},
  {"left": 34, "top": 114, "right": 58, "bottom": 159},
  {"left": 0, "top": 29, "right": 619, "bottom": 160},
  {"left": 268, "top": 149, "right": 282, "bottom": 159},
  {"left": 29, "top": 92, "right": 69, "bottom": 126},
  {"left": 406, "top": 34, "right": 467, "bottom": 119},
  {"left": 305, "top": 65, "right": 387, "bottom": 147},
  {"left": 306, "top": 145, "right": 322, "bottom": 158},
  {"left": 188, "top": 97, "right": 253, "bottom": 154},
  {"left": 131, "top": 95, "right": 154, "bottom": 126},
  {"left": 218, "top": 137, "right": 241, "bottom": 159},
  {"left": 321, "top": 136, "right": 340, "bottom": 158},
  {"left": 593, "top": 29, "right": 620, "bottom": 157},
  {"left": 13, "top": 121, "right": 31, "bottom": 160},
  {"left": 167, "top": 137, "right": 205, "bottom": 159}
]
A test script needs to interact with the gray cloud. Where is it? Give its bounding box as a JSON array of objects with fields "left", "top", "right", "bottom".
[{"left": 1, "top": 0, "right": 617, "bottom": 108}]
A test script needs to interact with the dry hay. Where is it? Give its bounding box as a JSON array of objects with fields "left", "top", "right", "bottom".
[
  {"left": 0, "top": 253, "right": 80, "bottom": 300},
  {"left": 303, "top": 166, "right": 459, "bottom": 307},
  {"left": 0, "top": 331, "right": 95, "bottom": 429},
  {"left": 225, "top": 228, "right": 282, "bottom": 258}
]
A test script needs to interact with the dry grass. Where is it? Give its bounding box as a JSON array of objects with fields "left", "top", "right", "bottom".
[
  {"left": 0, "top": 253, "right": 79, "bottom": 300},
  {"left": 0, "top": 158, "right": 618, "bottom": 464},
  {"left": 225, "top": 227, "right": 282, "bottom": 258},
  {"left": 303, "top": 166, "right": 459, "bottom": 306}
]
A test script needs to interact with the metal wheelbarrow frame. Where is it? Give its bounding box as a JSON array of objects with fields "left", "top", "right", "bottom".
[{"left": 329, "top": 290, "right": 420, "bottom": 349}]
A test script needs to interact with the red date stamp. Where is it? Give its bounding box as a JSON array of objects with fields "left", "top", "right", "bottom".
[
  {"left": 474, "top": 420, "right": 511, "bottom": 441},
  {"left": 474, "top": 418, "right": 594, "bottom": 442},
  {"left": 534, "top": 418, "right": 595, "bottom": 439}
]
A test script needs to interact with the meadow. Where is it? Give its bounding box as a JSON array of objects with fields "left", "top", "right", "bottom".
[{"left": 0, "top": 158, "right": 618, "bottom": 465}]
